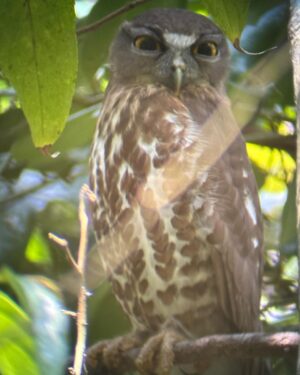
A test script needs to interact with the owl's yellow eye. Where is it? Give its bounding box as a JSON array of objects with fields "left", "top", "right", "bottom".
[
  {"left": 134, "top": 36, "right": 162, "bottom": 52},
  {"left": 192, "top": 42, "right": 218, "bottom": 57}
]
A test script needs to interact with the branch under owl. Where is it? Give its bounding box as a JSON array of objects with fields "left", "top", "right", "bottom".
[{"left": 86, "top": 332, "right": 299, "bottom": 374}]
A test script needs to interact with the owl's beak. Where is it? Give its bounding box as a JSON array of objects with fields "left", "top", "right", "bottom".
[
  {"left": 172, "top": 55, "right": 186, "bottom": 96},
  {"left": 174, "top": 67, "right": 184, "bottom": 96}
]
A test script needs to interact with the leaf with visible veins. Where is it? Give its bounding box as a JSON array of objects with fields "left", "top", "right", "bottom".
[
  {"left": 202, "top": 0, "right": 250, "bottom": 44},
  {"left": 0, "top": 0, "right": 77, "bottom": 147}
]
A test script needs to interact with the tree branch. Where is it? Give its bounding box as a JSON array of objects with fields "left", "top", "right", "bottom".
[
  {"left": 71, "top": 185, "right": 96, "bottom": 375},
  {"left": 288, "top": 1, "right": 300, "bottom": 374},
  {"left": 77, "top": 0, "right": 152, "bottom": 36},
  {"left": 50, "top": 185, "right": 96, "bottom": 375},
  {"left": 86, "top": 332, "right": 299, "bottom": 374}
]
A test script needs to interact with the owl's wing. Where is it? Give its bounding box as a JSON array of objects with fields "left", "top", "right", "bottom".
[
  {"left": 190, "top": 96, "right": 263, "bottom": 332},
  {"left": 210, "top": 138, "right": 263, "bottom": 332}
]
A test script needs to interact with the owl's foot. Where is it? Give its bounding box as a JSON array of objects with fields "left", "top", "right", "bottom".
[
  {"left": 87, "top": 333, "right": 143, "bottom": 374},
  {"left": 136, "top": 329, "right": 183, "bottom": 375}
]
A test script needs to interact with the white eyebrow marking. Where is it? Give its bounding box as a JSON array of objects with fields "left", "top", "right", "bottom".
[{"left": 163, "top": 32, "right": 197, "bottom": 49}]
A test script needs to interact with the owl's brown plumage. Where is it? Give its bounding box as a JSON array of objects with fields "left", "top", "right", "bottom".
[{"left": 90, "top": 8, "right": 263, "bottom": 374}]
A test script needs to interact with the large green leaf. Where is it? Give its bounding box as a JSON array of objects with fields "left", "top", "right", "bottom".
[
  {"left": 0, "top": 1, "right": 77, "bottom": 147},
  {"left": 0, "top": 268, "right": 69, "bottom": 375},
  {"left": 202, "top": 0, "right": 250, "bottom": 42},
  {"left": 0, "top": 291, "right": 39, "bottom": 375}
]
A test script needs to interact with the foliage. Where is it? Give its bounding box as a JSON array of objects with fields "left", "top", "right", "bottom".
[
  {"left": 0, "top": 268, "right": 69, "bottom": 375},
  {"left": 0, "top": 0, "right": 77, "bottom": 147},
  {"left": 0, "top": 0, "right": 297, "bottom": 374}
]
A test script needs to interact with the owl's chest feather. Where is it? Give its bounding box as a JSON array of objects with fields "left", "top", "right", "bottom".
[{"left": 90, "top": 84, "right": 235, "bottom": 334}]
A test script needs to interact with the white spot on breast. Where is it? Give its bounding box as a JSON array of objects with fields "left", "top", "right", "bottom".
[
  {"left": 163, "top": 32, "right": 196, "bottom": 49},
  {"left": 164, "top": 113, "right": 178, "bottom": 124},
  {"left": 108, "top": 134, "right": 123, "bottom": 163},
  {"left": 251, "top": 237, "right": 259, "bottom": 248},
  {"left": 140, "top": 139, "right": 158, "bottom": 160},
  {"left": 193, "top": 195, "right": 204, "bottom": 210},
  {"left": 164, "top": 113, "right": 183, "bottom": 136},
  {"left": 242, "top": 169, "right": 248, "bottom": 178},
  {"left": 245, "top": 195, "right": 257, "bottom": 225}
]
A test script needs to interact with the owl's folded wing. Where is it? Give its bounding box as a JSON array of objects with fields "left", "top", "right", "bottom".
[{"left": 196, "top": 101, "right": 264, "bottom": 332}]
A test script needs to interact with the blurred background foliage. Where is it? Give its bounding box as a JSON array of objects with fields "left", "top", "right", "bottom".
[{"left": 0, "top": 0, "right": 298, "bottom": 374}]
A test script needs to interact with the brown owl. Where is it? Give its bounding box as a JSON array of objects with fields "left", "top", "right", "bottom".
[{"left": 89, "top": 8, "right": 264, "bottom": 375}]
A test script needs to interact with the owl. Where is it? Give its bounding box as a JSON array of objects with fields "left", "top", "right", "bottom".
[{"left": 89, "top": 7, "right": 264, "bottom": 375}]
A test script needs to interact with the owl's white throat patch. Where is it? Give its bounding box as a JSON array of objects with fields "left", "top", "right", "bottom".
[{"left": 163, "top": 32, "right": 197, "bottom": 49}]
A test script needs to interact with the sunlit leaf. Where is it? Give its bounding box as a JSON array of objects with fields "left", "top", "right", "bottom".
[
  {"left": 187, "top": 1, "right": 208, "bottom": 16},
  {"left": 277, "top": 121, "right": 295, "bottom": 136},
  {"left": 246, "top": 143, "right": 296, "bottom": 182},
  {"left": 0, "top": 1, "right": 78, "bottom": 147},
  {"left": 261, "top": 175, "right": 286, "bottom": 194},
  {"left": 284, "top": 105, "right": 296, "bottom": 121},
  {"left": 0, "top": 268, "right": 69, "bottom": 375},
  {"left": 264, "top": 304, "right": 298, "bottom": 326},
  {"left": 282, "top": 256, "right": 298, "bottom": 282},
  {"left": 25, "top": 227, "right": 52, "bottom": 265},
  {"left": 201, "top": 0, "right": 250, "bottom": 42}
]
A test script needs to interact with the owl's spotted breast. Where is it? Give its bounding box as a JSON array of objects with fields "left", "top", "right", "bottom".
[
  {"left": 90, "top": 82, "right": 262, "bottom": 338},
  {"left": 89, "top": 8, "right": 264, "bottom": 375}
]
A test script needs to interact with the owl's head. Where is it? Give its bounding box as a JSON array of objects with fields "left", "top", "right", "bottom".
[{"left": 109, "top": 8, "right": 229, "bottom": 93}]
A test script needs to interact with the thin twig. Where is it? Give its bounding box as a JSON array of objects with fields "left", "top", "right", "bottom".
[
  {"left": 48, "top": 233, "right": 79, "bottom": 273},
  {"left": 49, "top": 184, "right": 94, "bottom": 375},
  {"left": 71, "top": 184, "right": 95, "bottom": 375},
  {"left": 77, "top": 0, "right": 152, "bottom": 35},
  {"left": 62, "top": 310, "right": 77, "bottom": 318}
]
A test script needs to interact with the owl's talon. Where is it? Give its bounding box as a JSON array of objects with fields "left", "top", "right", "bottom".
[
  {"left": 135, "top": 330, "right": 182, "bottom": 375},
  {"left": 105, "top": 334, "right": 143, "bottom": 370},
  {"left": 87, "top": 333, "right": 143, "bottom": 374}
]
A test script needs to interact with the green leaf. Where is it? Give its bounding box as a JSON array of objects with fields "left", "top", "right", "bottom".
[
  {"left": 10, "top": 104, "right": 97, "bottom": 171},
  {"left": 282, "top": 255, "right": 298, "bottom": 282},
  {"left": 246, "top": 144, "right": 296, "bottom": 183},
  {"left": 25, "top": 227, "right": 52, "bottom": 265},
  {"left": 202, "top": 0, "right": 250, "bottom": 42},
  {"left": 0, "top": 268, "right": 69, "bottom": 375},
  {"left": 0, "top": 1, "right": 78, "bottom": 147},
  {"left": 0, "top": 291, "right": 40, "bottom": 375}
]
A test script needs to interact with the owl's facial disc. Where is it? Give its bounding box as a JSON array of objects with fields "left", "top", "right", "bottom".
[{"left": 109, "top": 10, "right": 229, "bottom": 90}]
